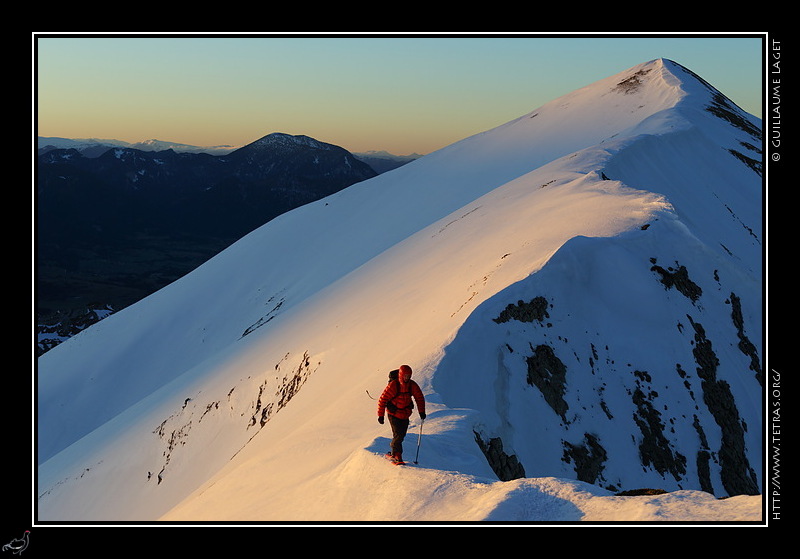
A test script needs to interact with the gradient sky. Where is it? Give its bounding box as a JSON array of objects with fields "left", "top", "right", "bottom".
[{"left": 34, "top": 33, "right": 765, "bottom": 156}]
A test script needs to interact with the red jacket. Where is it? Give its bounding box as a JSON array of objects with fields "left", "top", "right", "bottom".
[{"left": 377, "top": 379, "right": 425, "bottom": 420}]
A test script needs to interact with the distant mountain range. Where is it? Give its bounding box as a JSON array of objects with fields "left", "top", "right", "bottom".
[
  {"left": 36, "top": 135, "right": 421, "bottom": 170},
  {"left": 36, "top": 133, "right": 415, "bottom": 354},
  {"left": 37, "top": 136, "right": 240, "bottom": 157}
]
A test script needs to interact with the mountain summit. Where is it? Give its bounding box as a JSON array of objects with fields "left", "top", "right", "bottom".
[
  {"left": 36, "top": 59, "right": 763, "bottom": 522},
  {"left": 36, "top": 131, "right": 378, "bottom": 352}
]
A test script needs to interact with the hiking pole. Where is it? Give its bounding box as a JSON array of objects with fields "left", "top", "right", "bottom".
[{"left": 413, "top": 419, "right": 424, "bottom": 464}]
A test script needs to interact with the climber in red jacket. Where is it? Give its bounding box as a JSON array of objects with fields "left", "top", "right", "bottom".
[{"left": 377, "top": 364, "right": 426, "bottom": 465}]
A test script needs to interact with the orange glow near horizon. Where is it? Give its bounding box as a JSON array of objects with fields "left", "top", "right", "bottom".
[{"left": 36, "top": 35, "right": 764, "bottom": 156}]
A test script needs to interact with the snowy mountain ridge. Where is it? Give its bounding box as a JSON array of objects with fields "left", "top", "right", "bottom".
[
  {"left": 37, "top": 136, "right": 239, "bottom": 156},
  {"left": 36, "top": 58, "right": 763, "bottom": 523}
]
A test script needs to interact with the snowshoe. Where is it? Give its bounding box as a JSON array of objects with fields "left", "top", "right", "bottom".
[{"left": 385, "top": 452, "right": 405, "bottom": 465}]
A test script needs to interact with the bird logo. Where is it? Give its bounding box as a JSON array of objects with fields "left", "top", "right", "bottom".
[{"left": 2, "top": 531, "right": 29, "bottom": 555}]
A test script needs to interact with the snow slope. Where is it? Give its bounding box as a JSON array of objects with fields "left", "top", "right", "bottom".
[{"left": 36, "top": 59, "right": 763, "bottom": 523}]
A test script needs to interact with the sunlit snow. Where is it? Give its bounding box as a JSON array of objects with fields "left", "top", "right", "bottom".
[{"left": 37, "top": 59, "right": 763, "bottom": 524}]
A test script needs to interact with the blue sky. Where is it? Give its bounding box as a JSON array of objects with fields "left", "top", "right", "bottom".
[{"left": 35, "top": 33, "right": 765, "bottom": 155}]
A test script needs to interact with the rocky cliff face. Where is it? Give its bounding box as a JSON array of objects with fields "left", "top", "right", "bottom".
[
  {"left": 446, "top": 237, "right": 761, "bottom": 496},
  {"left": 440, "top": 204, "right": 761, "bottom": 497}
]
